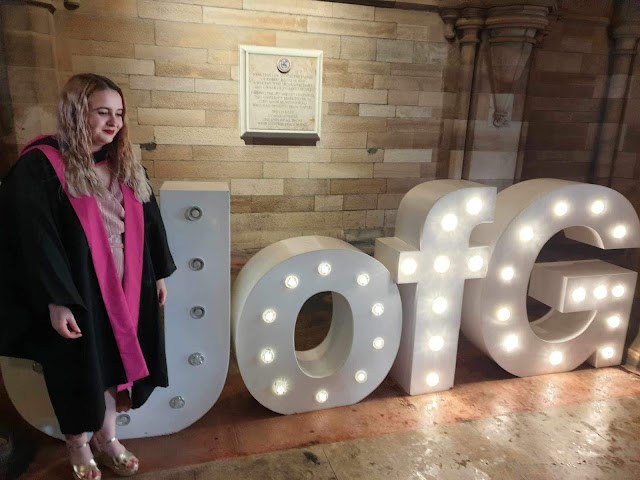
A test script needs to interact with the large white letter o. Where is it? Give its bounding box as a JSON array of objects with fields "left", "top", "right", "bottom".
[{"left": 232, "top": 236, "right": 402, "bottom": 414}]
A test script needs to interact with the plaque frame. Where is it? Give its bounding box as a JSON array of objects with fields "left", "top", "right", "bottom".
[{"left": 239, "top": 45, "right": 323, "bottom": 141}]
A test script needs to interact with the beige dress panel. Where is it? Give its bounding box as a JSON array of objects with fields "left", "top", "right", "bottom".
[{"left": 95, "top": 163, "right": 125, "bottom": 283}]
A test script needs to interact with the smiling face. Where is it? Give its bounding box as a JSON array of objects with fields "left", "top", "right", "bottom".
[{"left": 87, "top": 89, "right": 124, "bottom": 152}]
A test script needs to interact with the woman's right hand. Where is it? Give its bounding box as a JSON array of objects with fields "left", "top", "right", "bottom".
[{"left": 48, "top": 304, "right": 82, "bottom": 339}]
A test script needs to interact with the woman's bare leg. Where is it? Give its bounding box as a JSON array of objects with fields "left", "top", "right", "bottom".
[
  {"left": 92, "top": 388, "right": 125, "bottom": 457},
  {"left": 91, "top": 388, "right": 138, "bottom": 473}
]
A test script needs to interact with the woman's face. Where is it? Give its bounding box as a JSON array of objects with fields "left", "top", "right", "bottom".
[{"left": 87, "top": 89, "right": 123, "bottom": 152}]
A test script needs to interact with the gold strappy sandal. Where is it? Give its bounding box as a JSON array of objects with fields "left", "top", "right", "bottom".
[
  {"left": 91, "top": 437, "right": 139, "bottom": 477},
  {"left": 67, "top": 441, "right": 101, "bottom": 480}
]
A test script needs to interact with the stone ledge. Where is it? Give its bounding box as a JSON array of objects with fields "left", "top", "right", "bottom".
[{"left": 324, "top": 0, "right": 555, "bottom": 11}]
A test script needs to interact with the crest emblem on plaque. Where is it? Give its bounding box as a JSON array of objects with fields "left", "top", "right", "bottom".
[{"left": 277, "top": 57, "right": 291, "bottom": 73}]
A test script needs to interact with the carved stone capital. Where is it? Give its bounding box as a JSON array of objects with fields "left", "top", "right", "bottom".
[
  {"left": 611, "top": 0, "right": 640, "bottom": 54},
  {"left": 485, "top": 5, "right": 549, "bottom": 45},
  {"left": 441, "top": 8, "right": 460, "bottom": 40},
  {"left": 485, "top": 5, "right": 549, "bottom": 87},
  {"left": 455, "top": 8, "right": 485, "bottom": 44},
  {"left": 440, "top": 4, "right": 550, "bottom": 45}
]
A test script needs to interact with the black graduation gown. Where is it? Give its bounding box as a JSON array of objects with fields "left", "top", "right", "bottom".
[{"left": 0, "top": 137, "right": 176, "bottom": 434}]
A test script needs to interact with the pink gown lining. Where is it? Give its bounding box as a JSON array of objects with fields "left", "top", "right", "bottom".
[{"left": 21, "top": 137, "right": 149, "bottom": 390}]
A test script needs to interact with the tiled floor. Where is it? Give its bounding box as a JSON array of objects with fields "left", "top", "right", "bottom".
[
  {"left": 138, "top": 395, "right": 640, "bottom": 480},
  {"left": 4, "top": 336, "right": 640, "bottom": 479}
]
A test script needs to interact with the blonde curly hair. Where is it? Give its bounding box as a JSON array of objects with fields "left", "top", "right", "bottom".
[{"left": 57, "top": 73, "right": 151, "bottom": 203}]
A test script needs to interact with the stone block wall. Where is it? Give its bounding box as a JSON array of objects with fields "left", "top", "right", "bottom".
[
  {"left": 616, "top": 53, "right": 640, "bottom": 192},
  {"left": 520, "top": 12, "right": 612, "bottom": 183},
  {"left": 45, "top": 0, "right": 455, "bottom": 252},
  {"left": 1, "top": 2, "right": 59, "bottom": 167},
  {"left": 2, "top": 0, "right": 639, "bottom": 257}
]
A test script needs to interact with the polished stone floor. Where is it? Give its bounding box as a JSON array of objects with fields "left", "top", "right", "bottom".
[
  {"left": 4, "top": 337, "right": 640, "bottom": 479},
  {"left": 134, "top": 395, "right": 640, "bottom": 480}
]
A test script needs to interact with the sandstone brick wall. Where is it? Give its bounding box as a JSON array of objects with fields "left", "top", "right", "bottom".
[
  {"left": 520, "top": 11, "right": 612, "bottom": 183},
  {"left": 48, "top": 0, "right": 454, "bottom": 252},
  {"left": 613, "top": 52, "right": 640, "bottom": 196},
  {"left": 1, "top": 3, "right": 59, "bottom": 167},
  {"left": 5, "top": 0, "right": 637, "bottom": 256}
]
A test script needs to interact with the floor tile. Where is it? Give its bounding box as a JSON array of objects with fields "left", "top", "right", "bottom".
[
  {"left": 507, "top": 462, "right": 635, "bottom": 480},
  {"left": 323, "top": 424, "right": 515, "bottom": 480},
  {"left": 191, "top": 446, "right": 336, "bottom": 480}
]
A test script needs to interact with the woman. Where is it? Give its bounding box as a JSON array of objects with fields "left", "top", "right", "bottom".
[{"left": 0, "top": 74, "right": 176, "bottom": 479}]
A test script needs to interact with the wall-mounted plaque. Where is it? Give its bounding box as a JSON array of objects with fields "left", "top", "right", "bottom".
[{"left": 239, "top": 45, "right": 322, "bottom": 140}]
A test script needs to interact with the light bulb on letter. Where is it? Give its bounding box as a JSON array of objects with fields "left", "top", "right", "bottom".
[
  {"left": 317, "top": 262, "right": 331, "bottom": 276},
  {"left": 371, "top": 303, "right": 384, "bottom": 316},
  {"left": 503, "top": 335, "right": 519, "bottom": 352},
  {"left": 593, "top": 285, "right": 607, "bottom": 300},
  {"left": 428, "top": 336, "right": 444, "bottom": 352},
  {"left": 607, "top": 315, "right": 621, "bottom": 328},
  {"left": 426, "top": 372, "right": 440, "bottom": 387},
  {"left": 613, "top": 225, "right": 627, "bottom": 239},
  {"left": 466, "top": 197, "right": 483, "bottom": 215},
  {"left": 601, "top": 347, "right": 614, "bottom": 359},
  {"left": 468, "top": 255, "right": 483, "bottom": 272},
  {"left": 355, "top": 370, "right": 367, "bottom": 383},
  {"left": 501, "top": 266, "right": 515, "bottom": 282},
  {"left": 315, "top": 390, "right": 328, "bottom": 403},
  {"left": 572, "top": 287, "right": 586, "bottom": 302},
  {"left": 272, "top": 379, "right": 288, "bottom": 396},
  {"left": 591, "top": 200, "right": 605, "bottom": 215},
  {"left": 433, "top": 256, "right": 450, "bottom": 273},
  {"left": 284, "top": 275, "right": 298, "bottom": 289},
  {"left": 432, "top": 297, "right": 447, "bottom": 314},
  {"left": 262, "top": 309, "right": 276, "bottom": 324},
  {"left": 497, "top": 307, "right": 511, "bottom": 322},
  {"left": 549, "top": 351, "right": 563, "bottom": 365},
  {"left": 612, "top": 285, "right": 625, "bottom": 298},
  {"left": 519, "top": 226, "right": 534, "bottom": 242},
  {"left": 441, "top": 214, "right": 458, "bottom": 232},
  {"left": 400, "top": 258, "right": 418, "bottom": 275},
  {"left": 260, "top": 348, "right": 275, "bottom": 364},
  {"left": 553, "top": 202, "right": 568, "bottom": 217}
]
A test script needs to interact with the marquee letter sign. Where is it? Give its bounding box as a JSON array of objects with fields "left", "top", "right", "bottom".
[
  {"left": 2, "top": 178, "right": 639, "bottom": 438},
  {"left": 0, "top": 182, "right": 230, "bottom": 439},
  {"left": 462, "top": 179, "right": 640, "bottom": 376},
  {"left": 231, "top": 236, "right": 402, "bottom": 414},
  {"left": 375, "top": 180, "right": 496, "bottom": 395}
]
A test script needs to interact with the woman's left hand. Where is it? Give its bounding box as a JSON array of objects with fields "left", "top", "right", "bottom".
[{"left": 156, "top": 279, "right": 167, "bottom": 305}]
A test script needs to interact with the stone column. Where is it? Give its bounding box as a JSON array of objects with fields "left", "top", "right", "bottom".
[
  {"left": 484, "top": 6, "right": 548, "bottom": 127},
  {"left": 599, "top": 23, "right": 640, "bottom": 186},
  {"left": 0, "top": 0, "right": 58, "bottom": 176},
  {"left": 441, "top": 8, "right": 484, "bottom": 179},
  {"left": 441, "top": 4, "right": 550, "bottom": 186},
  {"left": 461, "top": 5, "right": 549, "bottom": 188}
]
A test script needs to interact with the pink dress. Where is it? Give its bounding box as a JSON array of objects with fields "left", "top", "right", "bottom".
[
  {"left": 95, "top": 161, "right": 143, "bottom": 391},
  {"left": 95, "top": 162, "right": 125, "bottom": 283}
]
